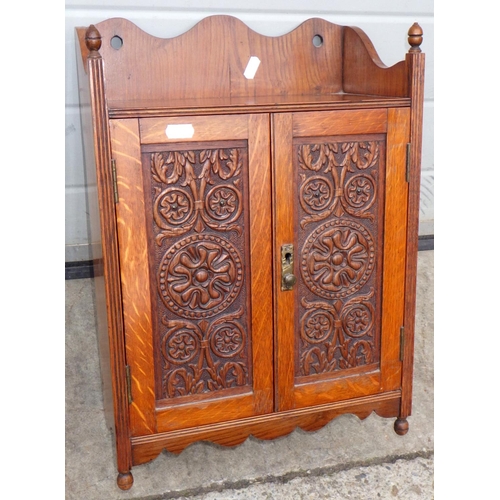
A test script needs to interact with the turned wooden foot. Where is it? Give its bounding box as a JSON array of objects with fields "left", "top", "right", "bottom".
[
  {"left": 394, "top": 418, "right": 409, "bottom": 435},
  {"left": 117, "top": 472, "right": 134, "bottom": 490}
]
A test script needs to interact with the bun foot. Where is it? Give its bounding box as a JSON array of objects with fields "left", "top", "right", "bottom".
[
  {"left": 394, "top": 418, "right": 409, "bottom": 435},
  {"left": 117, "top": 472, "right": 134, "bottom": 490}
]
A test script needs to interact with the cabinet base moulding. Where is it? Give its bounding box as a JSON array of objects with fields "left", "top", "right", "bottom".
[{"left": 131, "top": 391, "right": 402, "bottom": 464}]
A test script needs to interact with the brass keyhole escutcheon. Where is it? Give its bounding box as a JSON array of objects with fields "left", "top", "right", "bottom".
[{"left": 281, "top": 244, "right": 297, "bottom": 291}]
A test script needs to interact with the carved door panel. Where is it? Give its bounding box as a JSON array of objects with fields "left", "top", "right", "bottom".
[
  {"left": 110, "top": 114, "right": 274, "bottom": 436},
  {"left": 273, "top": 109, "right": 410, "bottom": 411}
]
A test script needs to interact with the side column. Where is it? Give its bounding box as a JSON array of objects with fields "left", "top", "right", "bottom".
[{"left": 396, "top": 22, "right": 426, "bottom": 435}]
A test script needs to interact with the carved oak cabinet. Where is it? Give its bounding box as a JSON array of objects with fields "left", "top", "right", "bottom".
[{"left": 76, "top": 16, "right": 425, "bottom": 490}]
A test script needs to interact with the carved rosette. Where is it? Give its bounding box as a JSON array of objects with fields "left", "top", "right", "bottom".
[
  {"left": 161, "top": 310, "right": 248, "bottom": 398},
  {"left": 146, "top": 146, "right": 252, "bottom": 400},
  {"left": 296, "top": 138, "right": 383, "bottom": 378},
  {"left": 299, "top": 292, "right": 376, "bottom": 375},
  {"left": 158, "top": 234, "right": 243, "bottom": 319},
  {"left": 151, "top": 148, "right": 244, "bottom": 243},
  {"left": 298, "top": 141, "right": 380, "bottom": 226},
  {"left": 301, "top": 219, "right": 375, "bottom": 300}
]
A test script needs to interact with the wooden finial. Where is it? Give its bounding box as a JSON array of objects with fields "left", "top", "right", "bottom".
[
  {"left": 408, "top": 22, "right": 423, "bottom": 53},
  {"left": 85, "top": 25, "right": 102, "bottom": 57}
]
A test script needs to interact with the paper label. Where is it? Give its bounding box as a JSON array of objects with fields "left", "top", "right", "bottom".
[
  {"left": 244, "top": 56, "right": 261, "bottom": 79},
  {"left": 165, "top": 124, "right": 195, "bottom": 139}
]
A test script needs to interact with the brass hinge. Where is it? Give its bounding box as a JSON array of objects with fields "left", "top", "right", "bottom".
[
  {"left": 405, "top": 143, "right": 411, "bottom": 183},
  {"left": 125, "top": 365, "right": 132, "bottom": 404},
  {"left": 400, "top": 326, "right": 405, "bottom": 361},
  {"left": 111, "top": 158, "right": 119, "bottom": 203}
]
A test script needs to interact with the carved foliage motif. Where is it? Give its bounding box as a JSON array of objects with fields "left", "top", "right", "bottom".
[
  {"left": 296, "top": 139, "right": 383, "bottom": 378},
  {"left": 148, "top": 147, "right": 251, "bottom": 400},
  {"left": 151, "top": 148, "right": 243, "bottom": 244},
  {"left": 161, "top": 309, "right": 248, "bottom": 398},
  {"left": 298, "top": 141, "right": 379, "bottom": 227},
  {"left": 300, "top": 290, "right": 375, "bottom": 375}
]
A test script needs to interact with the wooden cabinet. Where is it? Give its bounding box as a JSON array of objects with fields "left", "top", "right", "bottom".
[{"left": 76, "top": 16, "right": 425, "bottom": 490}]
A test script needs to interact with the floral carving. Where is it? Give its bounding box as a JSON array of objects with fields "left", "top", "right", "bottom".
[
  {"left": 297, "top": 140, "right": 381, "bottom": 226},
  {"left": 161, "top": 310, "right": 249, "bottom": 398},
  {"left": 302, "top": 220, "right": 375, "bottom": 299},
  {"left": 345, "top": 175, "right": 375, "bottom": 210},
  {"left": 211, "top": 323, "right": 245, "bottom": 358},
  {"left": 299, "top": 291, "right": 376, "bottom": 376},
  {"left": 301, "top": 310, "right": 335, "bottom": 344},
  {"left": 300, "top": 176, "right": 333, "bottom": 213},
  {"left": 162, "top": 327, "right": 200, "bottom": 365},
  {"left": 343, "top": 304, "right": 372, "bottom": 338},
  {"left": 206, "top": 185, "right": 241, "bottom": 221},
  {"left": 149, "top": 146, "right": 251, "bottom": 400},
  {"left": 154, "top": 188, "right": 193, "bottom": 228},
  {"left": 159, "top": 234, "right": 243, "bottom": 319},
  {"left": 151, "top": 148, "right": 244, "bottom": 243}
]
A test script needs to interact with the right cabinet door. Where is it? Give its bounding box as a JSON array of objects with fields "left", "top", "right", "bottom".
[{"left": 273, "top": 108, "right": 410, "bottom": 411}]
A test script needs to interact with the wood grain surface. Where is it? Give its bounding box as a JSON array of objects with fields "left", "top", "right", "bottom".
[
  {"left": 111, "top": 118, "right": 157, "bottom": 436},
  {"left": 90, "top": 16, "right": 344, "bottom": 103}
]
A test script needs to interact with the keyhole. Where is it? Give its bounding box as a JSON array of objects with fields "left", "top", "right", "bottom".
[{"left": 285, "top": 252, "right": 292, "bottom": 265}]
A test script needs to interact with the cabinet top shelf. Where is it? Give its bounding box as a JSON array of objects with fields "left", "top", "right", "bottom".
[
  {"left": 107, "top": 93, "right": 411, "bottom": 119},
  {"left": 77, "top": 16, "right": 423, "bottom": 108}
]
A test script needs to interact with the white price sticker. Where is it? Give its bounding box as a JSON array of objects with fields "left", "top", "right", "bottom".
[
  {"left": 165, "top": 124, "right": 195, "bottom": 139},
  {"left": 244, "top": 56, "right": 261, "bottom": 79}
]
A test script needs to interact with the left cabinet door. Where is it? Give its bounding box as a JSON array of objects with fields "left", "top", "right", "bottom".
[{"left": 110, "top": 114, "right": 274, "bottom": 436}]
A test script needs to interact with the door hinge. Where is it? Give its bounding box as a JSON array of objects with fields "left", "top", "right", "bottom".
[
  {"left": 111, "top": 158, "right": 119, "bottom": 203},
  {"left": 405, "top": 143, "right": 411, "bottom": 183},
  {"left": 400, "top": 326, "right": 405, "bottom": 361},
  {"left": 125, "top": 365, "right": 133, "bottom": 404}
]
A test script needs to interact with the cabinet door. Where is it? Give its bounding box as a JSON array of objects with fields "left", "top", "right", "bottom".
[
  {"left": 110, "top": 114, "right": 274, "bottom": 436},
  {"left": 273, "top": 108, "right": 410, "bottom": 411}
]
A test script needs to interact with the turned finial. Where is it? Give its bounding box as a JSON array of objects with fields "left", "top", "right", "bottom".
[
  {"left": 408, "top": 22, "right": 423, "bottom": 53},
  {"left": 85, "top": 25, "right": 102, "bottom": 57}
]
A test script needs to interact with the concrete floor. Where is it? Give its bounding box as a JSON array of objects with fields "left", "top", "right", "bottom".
[{"left": 65, "top": 250, "right": 434, "bottom": 500}]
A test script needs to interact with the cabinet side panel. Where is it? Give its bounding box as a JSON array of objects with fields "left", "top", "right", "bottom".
[
  {"left": 76, "top": 27, "right": 114, "bottom": 433},
  {"left": 401, "top": 52, "right": 426, "bottom": 418},
  {"left": 77, "top": 35, "right": 133, "bottom": 474}
]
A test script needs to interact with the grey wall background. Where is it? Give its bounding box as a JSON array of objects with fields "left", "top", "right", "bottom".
[{"left": 65, "top": 0, "right": 434, "bottom": 262}]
